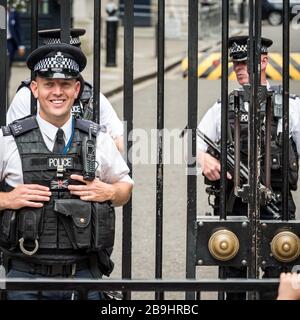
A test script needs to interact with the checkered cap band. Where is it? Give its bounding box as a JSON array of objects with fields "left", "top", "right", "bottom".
[
  {"left": 33, "top": 51, "right": 79, "bottom": 72},
  {"left": 43, "top": 37, "right": 81, "bottom": 45},
  {"left": 229, "top": 42, "right": 268, "bottom": 56}
]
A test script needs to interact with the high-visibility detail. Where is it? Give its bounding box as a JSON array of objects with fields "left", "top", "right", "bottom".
[{"left": 181, "top": 53, "right": 300, "bottom": 80}]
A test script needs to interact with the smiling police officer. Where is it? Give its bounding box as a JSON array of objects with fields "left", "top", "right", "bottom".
[
  {"left": 6, "top": 28, "right": 124, "bottom": 153},
  {"left": 0, "top": 43, "right": 133, "bottom": 300}
]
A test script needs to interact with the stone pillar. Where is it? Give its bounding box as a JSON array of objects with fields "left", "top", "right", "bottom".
[
  {"left": 72, "top": 0, "right": 94, "bottom": 54},
  {"left": 73, "top": 0, "right": 119, "bottom": 55}
]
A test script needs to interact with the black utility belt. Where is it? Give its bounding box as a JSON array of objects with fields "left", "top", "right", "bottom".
[{"left": 9, "top": 258, "right": 89, "bottom": 277}]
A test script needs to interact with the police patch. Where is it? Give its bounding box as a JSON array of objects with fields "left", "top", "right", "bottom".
[
  {"left": 50, "top": 179, "right": 69, "bottom": 190},
  {"left": 240, "top": 114, "right": 248, "bottom": 123},
  {"left": 48, "top": 156, "right": 74, "bottom": 169}
]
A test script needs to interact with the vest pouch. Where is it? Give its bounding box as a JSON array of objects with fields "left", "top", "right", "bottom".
[
  {"left": 54, "top": 199, "right": 91, "bottom": 249},
  {"left": 92, "top": 202, "right": 115, "bottom": 250},
  {"left": 18, "top": 207, "right": 43, "bottom": 242},
  {"left": 0, "top": 210, "right": 18, "bottom": 249}
]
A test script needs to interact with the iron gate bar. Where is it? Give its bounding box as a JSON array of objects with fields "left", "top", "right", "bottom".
[
  {"left": 60, "top": 0, "right": 71, "bottom": 44},
  {"left": 0, "top": 0, "right": 7, "bottom": 126},
  {"left": 122, "top": 0, "right": 134, "bottom": 300},
  {"left": 155, "top": 0, "right": 165, "bottom": 301},
  {"left": 265, "top": 95, "right": 272, "bottom": 189},
  {"left": 30, "top": 0, "right": 38, "bottom": 116},
  {"left": 282, "top": 0, "right": 290, "bottom": 221},
  {"left": 218, "top": 0, "right": 230, "bottom": 300},
  {"left": 247, "top": 0, "right": 262, "bottom": 288},
  {"left": 234, "top": 93, "right": 241, "bottom": 189},
  {"left": 253, "top": 0, "right": 262, "bottom": 286},
  {"left": 1, "top": 278, "right": 279, "bottom": 292},
  {"left": 220, "top": 0, "right": 229, "bottom": 221},
  {"left": 93, "top": 0, "right": 101, "bottom": 125},
  {"left": 185, "top": 0, "right": 198, "bottom": 301}
]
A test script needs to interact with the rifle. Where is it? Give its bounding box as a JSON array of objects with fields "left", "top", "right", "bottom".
[{"left": 196, "top": 128, "right": 281, "bottom": 219}]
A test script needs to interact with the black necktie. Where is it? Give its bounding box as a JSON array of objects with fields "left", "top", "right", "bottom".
[{"left": 52, "top": 128, "right": 65, "bottom": 154}]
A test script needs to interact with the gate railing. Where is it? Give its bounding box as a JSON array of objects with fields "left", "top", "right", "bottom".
[{"left": 0, "top": 0, "right": 297, "bottom": 300}]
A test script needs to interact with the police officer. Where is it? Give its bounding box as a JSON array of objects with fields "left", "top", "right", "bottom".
[
  {"left": 0, "top": 43, "right": 133, "bottom": 300},
  {"left": 197, "top": 35, "right": 300, "bottom": 299},
  {"left": 7, "top": 28, "right": 124, "bottom": 153}
]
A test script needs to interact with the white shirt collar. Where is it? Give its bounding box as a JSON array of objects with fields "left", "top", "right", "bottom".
[{"left": 36, "top": 113, "right": 72, "bottom": 144}]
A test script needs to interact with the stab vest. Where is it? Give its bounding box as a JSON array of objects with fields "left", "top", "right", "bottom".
[
  {"left": 227, "top": 86, "right": 299, "bottom": 191},
  {"left": 0, "top": 116, "right": 115, "bottom": 274},
  {"left": 207, "top": 87, "right": 299, "bottom": 218}
]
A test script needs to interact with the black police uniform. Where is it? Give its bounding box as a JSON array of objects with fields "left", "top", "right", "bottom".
[{"left": 0, "top": 44, "right": 115, "bottom": 298}]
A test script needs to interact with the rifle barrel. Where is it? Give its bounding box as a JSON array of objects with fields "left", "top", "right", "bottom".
[{"left": 196, "top": 128, "right": 280, "bottom": 218}]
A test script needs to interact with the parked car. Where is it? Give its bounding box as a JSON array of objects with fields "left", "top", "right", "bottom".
[{"left": 262, "top": 0, "right": 300, "bottom": 26}]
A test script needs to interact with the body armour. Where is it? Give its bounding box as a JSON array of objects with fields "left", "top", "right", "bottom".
[
  {"left": 0, "top": 116, "right": 115, "bottom": 275},
  {"left": 207, "top": 86, "right": 299, "bottom": 219},
  {"left": 17, "top": 77, "right": 93, "bottom": 119}
]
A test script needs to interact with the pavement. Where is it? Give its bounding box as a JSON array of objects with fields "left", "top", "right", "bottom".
[{"left": 9, "top": 20, "right": 245, "bottom": 102}]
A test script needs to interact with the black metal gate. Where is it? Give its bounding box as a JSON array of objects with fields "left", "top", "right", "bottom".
[
  {"left": 0, "top": 0, "right": 298, "bottom": 300},
  {"left": 16, "top": 0, "right": 62, "bottom": 61}
]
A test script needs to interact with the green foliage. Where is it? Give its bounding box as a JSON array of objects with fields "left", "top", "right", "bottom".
[{"left": 7, "top": 0, "right": 28, "bottom": 11}]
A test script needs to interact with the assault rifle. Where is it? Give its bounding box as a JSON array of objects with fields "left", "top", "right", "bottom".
[{"left": 197, "top": 128, "right": 281, "bottom": 219}]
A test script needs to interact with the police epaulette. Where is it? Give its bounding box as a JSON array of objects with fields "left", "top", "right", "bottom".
[
  {"left": 16, "top": 78, "right": 31, "bottom": 92},
  {"left": 75, "top": 118, "right": 106, "bottom": 136},
  {"left": 8, "top": 116, "right": 38, "bottom": 137},
  {"left": 1, "top": 126, "right": 12, "bottom": 136}
]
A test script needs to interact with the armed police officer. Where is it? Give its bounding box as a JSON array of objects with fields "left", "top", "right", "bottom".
[
  {"left": 6, "top": 28, "right": 124, "bottom": 153},
  {"left": 0, "top": 43, "right": 133, "bottom": 300},
  {"left": 197, "top": 36, "right": 300, "bottom": 299}
]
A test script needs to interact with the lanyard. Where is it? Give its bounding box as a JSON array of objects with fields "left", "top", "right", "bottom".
[{"left": 62, "top": 117, "right": 75, "bottom": 155}]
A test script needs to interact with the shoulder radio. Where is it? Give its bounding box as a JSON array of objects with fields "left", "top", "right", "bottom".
[{"left": 82, "top": 127, "right": 96, "bottom": 180}]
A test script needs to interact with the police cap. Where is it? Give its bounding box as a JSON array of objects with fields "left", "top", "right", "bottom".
[
  {"left": 229, "top": 35, "right": 273, "bottom": 62},
  {"left": 27, "top": 43, "right": 87, "bottom": 79},
  {"left": 38, "top": 28, "right": 86, "bottom": 47}
]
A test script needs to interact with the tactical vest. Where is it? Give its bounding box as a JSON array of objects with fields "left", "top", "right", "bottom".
[
  {"left": 227, "top": 87, "right": 299, "bottom": 191},
  {"left": 0, "top": 116, "right": 115, "bottom": 275},
  {"left": 208, "top": 87, "right": 299, "bottom": 218},
  {"left": 17, "top": 78, "right": 93, "bottom": 119}
]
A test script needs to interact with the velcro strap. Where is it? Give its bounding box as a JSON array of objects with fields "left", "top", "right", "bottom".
[{"left": 21, "top": 156, "right": 82, "bottom": 172}]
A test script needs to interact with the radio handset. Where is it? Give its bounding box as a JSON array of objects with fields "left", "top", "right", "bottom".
[{"left": 82, "top": 127, "right": 96, "bottom": 181}]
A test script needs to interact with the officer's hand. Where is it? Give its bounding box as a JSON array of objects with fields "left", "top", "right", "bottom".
[
  {"left": 68, "top": 174, "right": 114, "bottom": 202},
  {"left": 18, "top": 46, "right": 25, "bottom": 56},
  {"left": 5, "top": 184, "right": 51, "bottom": 210},
  {"left": 277, "top": 272, "right": 300, "bottom": 300},
  {"left": 197, "top": 151, "right": 232, "bottom": 181}
]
